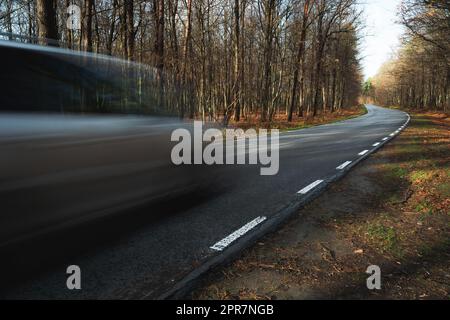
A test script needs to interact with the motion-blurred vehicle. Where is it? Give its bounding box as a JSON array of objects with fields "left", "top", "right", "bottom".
[{"left": 0, "top": 40, "right": 213, "bottom": 248}]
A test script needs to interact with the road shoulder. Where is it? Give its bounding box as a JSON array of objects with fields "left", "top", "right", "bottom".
[{"left": 192, "top": 112, "right": 450, "bottom": 300}]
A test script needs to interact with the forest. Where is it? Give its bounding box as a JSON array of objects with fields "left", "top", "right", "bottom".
[
  {"left": 0, "top": 0, "right": 363, "bottom": 123},
  {"left": 367, "top": 0, "right": 449, "bottom": 112},
  {"left": 1, "top": 1, "right": 448, "bottom": 121}
]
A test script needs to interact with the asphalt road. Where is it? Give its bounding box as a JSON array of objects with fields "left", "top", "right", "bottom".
[{"left": 0, "top": 104, "right": 409, "bottom": 299}]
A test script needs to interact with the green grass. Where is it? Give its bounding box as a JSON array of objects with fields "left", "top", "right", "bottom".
[
  {"left": 387, "top": 194, "right": 401, "bottom": 205},
  {"left": 418, "top": 238, "right": 450, "bottom": 257},
  {"left": 412, "top": 117, "right": 436, "bottom": 129},
  {"left": 438, "top": 183, "right": 450, "bottom": 198},
  {"left": 280, "top": 123, "right": 314, "bottom": 132},
  {"left": 366, "top": 222, "right": 402, "bottom": 256},
  {"left": 415, "top": 201, "right": 432, "bottom": 213},
  {"left": 409, "top": 170, "right": 432, "bottom": 182},
  {"left": 399, "top": 142, "right": 423, "bottom": 155},
  {"left": 418, "top": 210, "right": 434, "bottom": 222},
  {"left": 384, "top": 164, "right": 408, "bottom": 180}
]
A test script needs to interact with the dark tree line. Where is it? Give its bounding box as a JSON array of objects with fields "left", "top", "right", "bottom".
[
  {"left": 0, "top": 0, "right": 363, "bottom": 122},
  {"left": 370, "top": 0, "right": 449, "bottom": 112}
]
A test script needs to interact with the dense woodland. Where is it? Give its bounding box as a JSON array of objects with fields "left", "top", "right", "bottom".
[
  {"left": 368, "top": 0, "right": 449, "bottom": 112},
  {"left": 0, "top": 0, "right": 363, "bottom": 122}
]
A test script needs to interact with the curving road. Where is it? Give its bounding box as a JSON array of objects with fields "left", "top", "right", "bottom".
[{"left": 0, "top": 105, "right": 409, "bottom": 299}]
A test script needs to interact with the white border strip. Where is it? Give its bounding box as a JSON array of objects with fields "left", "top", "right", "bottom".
[
  {"left": 372, "top": 142, "right": 380, "bottom": 147},
  {"left": 358, "top": 150, "right": 369, "bottom": 156},
  {"left": 210, "top": 216, "right": 267, "bottom": 251},
  {"left": 297, "top": 180, "right": 323, "bottom": 194},
  {"left": 336, "top": 161, "right": 352, "bottom": 170}
]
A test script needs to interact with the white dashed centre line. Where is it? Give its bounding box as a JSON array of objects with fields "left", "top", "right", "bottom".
[
  {"left": 336, "top": 161, "right": 352, "bottom": 170},
  {"left": 358, "top": 150, "right": 369, "bottom": 156},
  {"left": 210, "top": 216, "right": 267, "bottom": 251},
  {"left": 297, "top": 180, "right": 324, "bottom": 194}
]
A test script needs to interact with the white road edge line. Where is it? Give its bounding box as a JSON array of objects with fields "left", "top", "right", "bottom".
[
  {"left": 297, "top": 180, "right": 324, "bottom": 194},
  {"left": 372, "top": 142, "right": 380, "bottom": 147},
  {"left": 336, "top": 161, "right": 352, "bottom": 170},
  {"left": 210, "top": 216, "right": 267, "bottom": 251},
  {"left": 382, "top": 137, "right": 388, "bottom": 141},
  {"left": 358, "top": 150, "right": 369, "bottom": 156}
]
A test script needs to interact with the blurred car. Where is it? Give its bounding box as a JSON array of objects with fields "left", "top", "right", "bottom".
[{"left": 0, "top": 40, "right": 214, "bottom": 248}]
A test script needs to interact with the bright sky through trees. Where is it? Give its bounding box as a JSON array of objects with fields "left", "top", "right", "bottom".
[{"left": 360, "top": 0, "right": 404, "bottom": 80}]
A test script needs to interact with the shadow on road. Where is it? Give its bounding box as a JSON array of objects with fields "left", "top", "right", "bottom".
[{"left": 0, "top": 186, "right": 226, "bottom": 294}]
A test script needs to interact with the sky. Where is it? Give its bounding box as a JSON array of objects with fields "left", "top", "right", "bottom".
[{"left": 360, "top": 0, "right": 404, "bottom": 80}]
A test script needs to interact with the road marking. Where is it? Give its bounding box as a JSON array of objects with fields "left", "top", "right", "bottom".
[
  {"left": 336, "top": 161, "right": 352, "bottom": 170},
  {"left": 382, "top": 137, "right": 388, "bottom": 141},
  {"left": 372, "top": 142, "right": 380, "bottom": 147},
  {"left": 297, "top": 180, "right": 324, "bottom": 194},
  {"left": 390, "top": 133, "right": 395, "bottom": 136},
  {"left": 358, "top": 150, "right": 369, "bottom": 156},
  {"left": 210, "top": 216, "right": 267, "bottom": 251}
]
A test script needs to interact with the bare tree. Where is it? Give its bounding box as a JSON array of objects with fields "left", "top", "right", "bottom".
[
  {"left": 4, "top": 0, "right": 364, "bottom": 120},
  {"left": 36, "top": 0, "right": 58, "bottom": 45},
  {"left": 82, "top": 0, "right": 94, "bottom": 51}
]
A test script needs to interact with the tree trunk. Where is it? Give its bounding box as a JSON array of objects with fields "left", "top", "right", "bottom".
[
  {"left": 182, "top": 0, "right": 193, "bottom": 118},
  {"left": 233, "top": 0, "right": 241, "bottom": 122},
  {"left": 125, "top": 0, "right": 134, "bottom": 60},
  {"left": 312, "top": 6, "right": 325, "bottom": 117},
  {"left": 36, "top": 0, "right": 59, "bottom": 46},
  {"left": 27, "top": 0, "right": 34, "bottom": 43},
  {"left": 288, "top": 0, "right": 311, "bottom": 122},
  {"left": 261, "top": 0, "right": 276, "bottom": 122},
  {"left": 154, "top": 0, "right": 165, "bottom": 107},
  {"left": 107, "top": 0, "right": 118, "bottom": 55},
  {"left": 5, "top": 0, "right": 13, "bottom": 40},
  {"left": 82, "top": 0, "right": 93, "bottom": 52}
]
